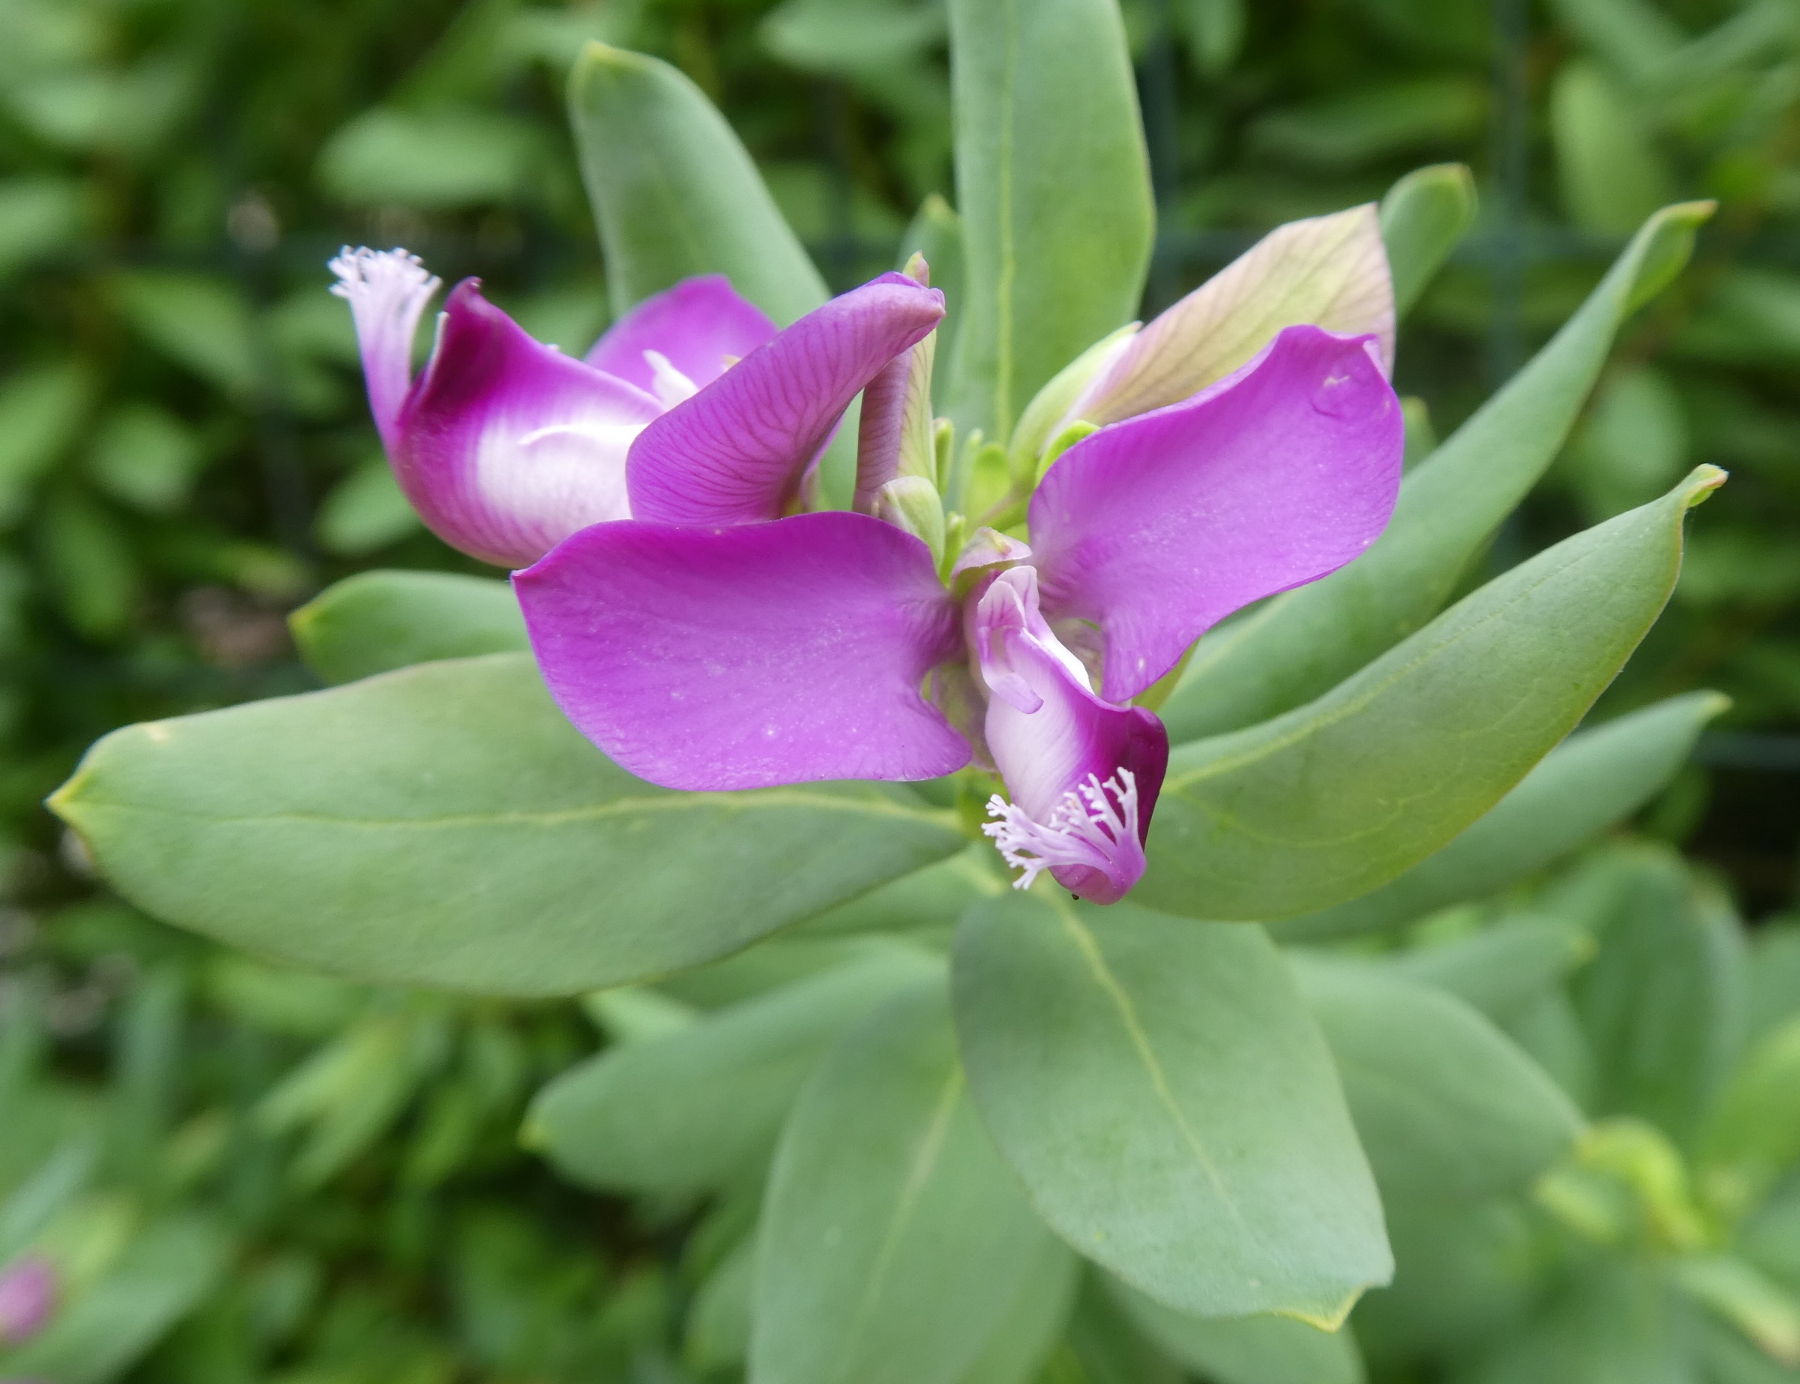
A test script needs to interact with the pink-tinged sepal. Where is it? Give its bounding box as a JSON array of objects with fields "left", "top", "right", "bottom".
[
  {"left": 854, "top": 255, "right": 940, "bottom": 511},
  {"left": 627, "top": 272, "right": 945, "bottom": 527},
  {"left": 973, "top": 567, "right": 1169, "bottom": 905},
  {"left": 584, "top": 274, "right": 777, "bottom": 399},
  {"left": 1063, "top": 203, "right": 1395, "bottom": 429},
  {"left": 1030, "top": 324, "right": 1404, "bottom": 702},
  {"left": 514, "top": 511, "right": 971, "bottom": 790}
]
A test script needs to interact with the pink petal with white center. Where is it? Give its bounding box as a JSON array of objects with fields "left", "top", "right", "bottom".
[
  {"left": 514, "top": 511, "right": 970, "bottom": 790},
  {"left": 627, "top": 272, "right": 944, "bottom": 527},
  {"left": 1064, "top": 204, "right": 1394, "bottom": 428},
  {"left": 973, "top": 567, "right": 1168, "bottom": 905},
  {"left": 1030, "top": 325, "right": 1403, "bottom": 703},
  {"left": 584, "top": 274, "right": 777, "bottom": 396},
  {"left": 392, "top": 279, "right": 665, "bottom": 567}
]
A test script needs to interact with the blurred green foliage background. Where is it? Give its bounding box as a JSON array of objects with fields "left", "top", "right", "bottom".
[{"left": 2, "top": 0, "right": 1797, "bottom": 1379}]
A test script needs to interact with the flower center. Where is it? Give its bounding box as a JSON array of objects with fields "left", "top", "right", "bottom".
[{"left": 982, "top": 768, "right": 1141, "bottom": 891}]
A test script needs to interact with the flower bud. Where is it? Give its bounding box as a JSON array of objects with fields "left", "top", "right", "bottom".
[{"left": 870, "top": 475, "right": 947, "bottom": 563}]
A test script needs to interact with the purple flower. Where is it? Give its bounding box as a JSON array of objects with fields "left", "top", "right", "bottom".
[
  {"left": 513, "top": 324, "right": 1403, "bottom": 903},
  {"left": 0, "top": 1256, "right": 56, "bottom": 1345},
  {"left": 331, "top": 249, "right": 943, "bottom": 566}
]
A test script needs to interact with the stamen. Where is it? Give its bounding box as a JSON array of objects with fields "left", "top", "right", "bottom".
[
  {"left": 327, "top": 247, "right": 441, "bottom": 447},
  {"left": 982, "top": 768, "right": 1140, "bottom": 891},
  {"left": 328, "top": 245, "right": 439, "bottom": 306}
]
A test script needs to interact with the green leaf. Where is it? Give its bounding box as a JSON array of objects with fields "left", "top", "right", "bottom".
[
  {"left": 0, "top": 1213, "right": 228, "bottom": 1384},
  {"left": 796, "top": 845, "right": 998, "bottom": 937},
  {"left": 313, "top": 460, "right": 421, "bottom": 558},
  {"left": 1175, "top": 0, "right": 1247, "bottom": 78},
  {"left": 527, "top": 947, "right": 938, "bottom": 1199},
  {"left": 1381, "top": 916, "right": 1590, "bottom": 1023},
  {"left": 1564, "top": 365, "right": 1689, "bottom": 522},
  {"left": 1055, "top": 1277, "right": 1187, "bottom": 1384},
  {"left": 1746, "top": 923, "right": 1800, "bottom": 1044},
  {"left": 1139, "top": 467, "right": 1722, "bottom": 921},
  {"left": 1348, "top": 1200, "right": 1538, "bottom": 1365},
  {"left": 1469, "top": 1261, "right": 1701, "bottom": 1384},
  {"left": 39, "top": 489, "right": 138, "bottom": 640},
  {"left": 1250, "top": 78, "right": 1486, "bottom": 168},
  {"left": 960, "top": 1240, "right": 1081, "bottom": 1384},
  {"left": 317, "top": 108, "right": 546, "bottom": 210},
  {"left": 1568, "top": 848, "right": 1748, "bottom": 1146},
  {"left": 568, "top": 42, "right": 826, "bottom": 326},
  {"left": 1272, "top": 691, "right": 1728, "bottom": 940},
  {"left": 1378, "top": 162, "right": 1477, "bottom": 317},
  {"left": 1107, "top": 1277, "right": 1365, "bottom": 1384},
  {"left": 48, "top": 654, "right": 967, "bottom": 996},
  {"left": 108, "top": 271, "right": 262, "bottom": 399},
  {"left": 1162, "top": 201, "right": 1714, "bottom": 742},
  {"left": 1295, "top": 962, "right": 1582, "bottom": 1203},
  {"left": 952, "top": 894, "right": 1388, "bottom": 1324},
  {"left": 86, "top": 404, "right": 206, "bottom": 515},
  {"left": 946, "top": 0, "right": 1153, "bottom": 442},
  {"left": 751, "top": 979, "right": 1058, "bottom": 1384},
  {"left": 687, "top": 1234, "right": 756, "bottom": 1372},
  {"left": 0, "top": 361, "right": 93, "bottom": 528},
  {"left": 289, "top": 571, "right": 526, "bottom": 684},
  {"left": 1550, "top": 61, "right": 1676, "bottom": 236}
]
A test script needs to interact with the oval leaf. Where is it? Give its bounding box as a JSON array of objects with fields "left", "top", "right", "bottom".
[
  {"left": 1379, "top": 162, "right": 1477, "bottom": 317},
  {"left": 946, "top": 0, "right": 1153, "bottom": 441},
  {"left": 568, "top": 43, "right": 826, "bottom": 326},
  {"left": 290, "top": 570, "right": 526, "bottom": 684},
  {"left": 1274, "top": 690, "right": 1728, "bottom": 940},
  {"left": 751, "top": 979, "right": 1058, "bottom": 1384},
  {"left": 952, "top": 893, "right": 1389, "bottom": 1324},
  {"left": 528, "top": 947, "right": 937, "bottom": 1198},
  {"left": 1163, "top": 200, "right": 1714, "bottom": 741},
  {"left": 1139, "top": 466, "right": 1722, "bottom": 920},
  {"left": 1296, "top": 962, "right": 1583, "bottom": 1203},
  {"left": 48, "top": 654, "right": 966, "bottom": 996}
]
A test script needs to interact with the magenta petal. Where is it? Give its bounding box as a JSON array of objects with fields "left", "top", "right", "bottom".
[
  {"left": 394, "top": 281, "right": 665, "bottom": 567},
  {"left": 0, "top": 1256, "right": 56, "bottom": 1343},
  {"left": 627, "top": 273, "right": 945, "bottom": 527},
  {"left": 584, "top": 274, "right": 778, "bottom": 399},
  {"left": 1029, "top": 324, "right": 1404, "bottom": 702},
  {"left": 974, "top": 568, "right": 1168, "bottom": 905},
  {"left": 514, "top": 511, "right": 970, "bottom": 790}
]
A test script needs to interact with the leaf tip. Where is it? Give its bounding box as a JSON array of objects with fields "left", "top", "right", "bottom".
[
  {"left": 1279, "top": 1284, "right": 1370, "bottom": 1334},
  {"left": 1623, "top": 201, "right": 1716, "bottom": 312},
  {"left": 517, "top": 1111, "right": 550, "bottom": 1153},
  {"left": 43, "top": 771, "right": 84, "bottom": 826},
  {"left": 568, "top": 39, "right": 654, "bottom": 98},
  {"left": 1680, "top": 463, "right": 1727, "bottom": 509}
]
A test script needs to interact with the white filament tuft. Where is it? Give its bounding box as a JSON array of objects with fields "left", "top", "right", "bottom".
[
  {"left": 982, "top": 768, "right": 1140, "bottom": 891},
  {"left": 328, "top": 245, "right": 439, "bottom": 304},
  {"left": 327, "top": 247, "right": 441, "bottom": 446}
]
